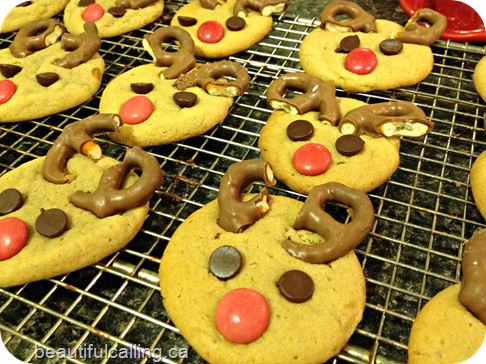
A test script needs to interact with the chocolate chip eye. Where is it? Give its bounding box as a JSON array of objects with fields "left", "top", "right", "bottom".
[
  {"left": 286, "top": 119, "right": 314, "bottom": 141},
  {"left": 78, "top": 0, "right": 95, "bottom": 7},
  {"left": 0, "top": 64, "right": 22, "bottom": 78},
  {"left": 0, "top": 188, "right": 23, "bottom": 215},
  {"left": 130, "top": 83, "right": 154, "bottom": 94},
  {"left": 173, "top": 91, "right": 197, "bottom": 108},
  {"left": 35, "top": 208, "right": 68, "bottom": 238},
  {"left": 335, "top": 35, "right": 360, "bottom": 53},
  {"left": 335, "top": 134, "right": 365, "bottom": 156},
  {"left": 226, "top": 16, "right": 246, "bottom": 31},
  {"left": 276, "top": 270, "right": 314, "bottom": 303},
  {"left": 379, "top": 39, "right": 403, "bottom": 55},
  {"left": 108, "top": 7, "right": 126, "bottom": 18},
  {"left": 36, "top": 73, "right": 60, "bottom": 87},
  {"left": 178, "top": 16, "right": 197, "bottom": 27},
  {"left": 209, "top": 246, "right": 242, "bottom": 281}
]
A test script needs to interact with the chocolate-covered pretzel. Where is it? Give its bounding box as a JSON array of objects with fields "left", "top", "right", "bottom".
[
  {"left": 218, "top": 160, "right": 276, "bottom": 233},
  {"left": 458, "top": 229, "right": 486, "bottom": 325},
  {"left": 320, "top": 0, "right": 377, "bottom": 33},
  {"left": 338, "top": 101, "right": 433, "bottom": 138},
  {"left": 142, "top": 26, "right": 196, "bottom": 80},
  {"left": 70, "top": 146, "right": 163, "bottom": 218},
  {"left": 9, "top": 19, "right": 65, "bottom": 58},
  {"left": 176, "top": 60, "right": 250, "bottom": 97},
  {"left": 282, "top": 182, "right": 374, "bottom": 264},
  {"left": 234, "top": 0, "right": 289, "bottom": 17},
  {"left": 200, "top": 0, "right": 220, "bottom": 10},
  {"left": 266, "top": 73, "right": 340, "bottom": 125},
  {"left": 116, "top": 0, "right": 159, "bottom": 9},
  {"left": 43, "top": 114, "right": 123, "bottom": 184},
  {"left": 54, "top": 22, "right": 101, "bottom": 69},
  {"left": 397, "top": 9, "right": 447, "bottom": 46}
]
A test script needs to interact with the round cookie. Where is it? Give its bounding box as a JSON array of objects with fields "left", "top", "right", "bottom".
[
  {"left": 473, "top": 56, "right": 486, "bottom": 102},
  {"left": 299, "top": 2, "right": 447, "bottom": 92},
  {"left": 408, "top": 285, "right": 486, "bottom": 364},
  {"left": 159, "top": 188, "right": 368, "bottom": 364},
  {"left": 1, "top": 0, "right": 70, "bottom": 34},
  {"left": 0, "top": 19, "right": 104, "bottom": 123},
  {"left": 64, "top": 0, "right": 164, "bottom": 38},
  {"left": 171, "top": 0, "right": 288, "bottom": 58},
  {"left": 0, "top": 114, "right": 163, "bottom": 287},
  {"left": 471, "top": 151, "right": 486, "bottom": 220}
]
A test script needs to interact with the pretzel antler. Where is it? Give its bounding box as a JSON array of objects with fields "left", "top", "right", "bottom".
[
  {"left": 282, "top": 182, "right": 375, "bottom": 264},
  {"left": 338, "top": 101, "right": 433, "bottom": 138},
  {"left": 266, "top": 72, "right": 340, "bottom": 125},
  {"left": 234, "top": 0, "right": 289, "bottom": 17},
  {"left": 9, "top": 19, "right": 65, "bottom": 58},
  {"left": 43, "top": 114, "right": 123, "bottom": 184},
  {"left": 397, "top": 9, "right": 447, "bottom": 46},
  {"left": 142, "top": 26, "right": 196, "bottom": 80},
  {"left": 199, "top": 0, "right": 222, "bottom": 9},
  {"left": 116, "top": 0, "right": 159, "bottom": 9},
  {"left": 218, "top": 160, "right": 276, "bottom": 233},
  {"left": 319, "top": 0, "right": 377, "bottom": 33}
]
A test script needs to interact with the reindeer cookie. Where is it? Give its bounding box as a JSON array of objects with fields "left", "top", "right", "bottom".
[
  {"left": 100, "top": 26, "right": 250, "bottom": 147},
  {"left": 299, "top": 1, "right": 447, "bottom": 92},
  {"left": 0, "top": 114, "right": 163, "bottom": 287},
  {"left": 473, "top": 57, "right": 486, "bottom": 103},
  {"left": 1, "top": 0, "right": 70, "bottom": 33},
  {"left": 258, "top": 72, "right": 433, "bottom": 194},
  {"left": 159, "top": 160, "right": 374, "bottom": 364},
  {"left": 408, "top": 229, "right": 486, "bottom": 363},
  {"left": 171, "top": 0, "right": 289, "bottom": 58},
  {"left": 0, "top": 19, "right": 104, "bottom": 123},
  {"left": 63, "top": 0, "right": 164, "bottom": 38}
]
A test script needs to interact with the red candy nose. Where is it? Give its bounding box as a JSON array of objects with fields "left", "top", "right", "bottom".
[
  {"left": 215, "top": 288, "right": 269, "bottom": 344},
  {"left": 0, "top": 217, "right": 28, "bottom": 261},
  {"left": 83, "top": 3, "right": 104, "bottom": 22},
  {"left": 0, "top": 80, "right": 16, "bottom": 105},
  {"left": 293, "top": 143, "right": 332, "bottom": 176},
  {"left": 345, "top": 48, "right": 377, "bottom": 76},
  {"left": 120, "top": 96, "right": 153, "bottom": 124},
  {"left": 198, "top": 21, "right": 225, "bottom": 44}
]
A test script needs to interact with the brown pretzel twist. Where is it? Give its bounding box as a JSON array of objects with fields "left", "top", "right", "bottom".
[
  {"left": 70, "top": 146, "right": 163, "bottom": 218},
  {"left": 397, "top": 9, "right": 447, "bottom": 46},
  {"left": 338, "top": 101, "right": 433, "bottom": 138},
  {"left": 142, "top": 26, "right": 196, "bottom": 80},
  {"left": 319, "top": 0, "right": 377, "bottom": 33},
  {"left": 200, "top": 0, "right": 222, "bottom": 10},
  {"left": 175, "top": 60, "right": 250, "bottom": 97},
  {"left": 9, "top": 19, "right": 65, "bottom": 58},
  {"left": 266, "top": 72, "right": 340, "bottom": 125},
  {"left": 116, "top": 0, "right": 159, "bottom": 9},
  {"left": 218, "top": 160, "right": 276, "bottom": 233},
  {"left": 234, "top": 0, "right": 289, "bottom": 17},
  {"left": 43, "top": 114, "right": 123, "bottom": 184},
  {"left": 282, "top": 182, "right": 375, "bottom": 264},
  {"left": 54, "top": 22, "right": 101, "bottom": 69},
  {"left": 459, "top": 229, "right": 486, "bottom": 325}
]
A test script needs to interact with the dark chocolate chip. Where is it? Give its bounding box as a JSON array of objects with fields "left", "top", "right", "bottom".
[
  {"left": 379, "top": 39, "right": 403, "bottom": 56},
  {"left": 178, "top": 16, "right": 197, "bottom": 27},
  {"left": 35, "top": 208, "right": 68, "bottom": 238},
  {"left": 335, "top": 134, "right": 365, "bottom": 156},
  {"left": 277, "top": 270, "right": 314, "bottom": 303},
  {"left": 78, "top": 0, "right": 95, "bottom": 7},
  {"left": 226, "top": 16, "right": 246, "bottom": 31},
  {"left": 36, "top": 73, "right": 59, "bottom": 87},
  {"left": 0, "top": 189, "right": 23, "bottom": 215},
  {"left": 336, "top": 35, "right": 360, "bottom": 53},
  {"left": 173, "top": 91, "right": 197, "bottom": 108},
  {"left": 209, "top": 246, "right": 242, "bottom": 281},
  {"left": 108, "top": 7, "right": 126, "bottom": 18},
  {"left": 286, "top": 119, "right": 314, "bottom": 141},
  {"left": 0, "top": 64, "right": 22, "bottom": 78},
  {"left": 130, "top": 83, "right": 154, "bottom": 94},
  {"left": 16, "top": 1, "right": 32, "bottom": 7}
]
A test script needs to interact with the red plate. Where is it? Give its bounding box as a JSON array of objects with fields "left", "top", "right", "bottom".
[{"left": 400, "top": 0, "right": 486, "bottom": 42}]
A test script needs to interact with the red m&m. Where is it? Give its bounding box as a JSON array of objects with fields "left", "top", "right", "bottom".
[
  {"left": 83, "top": 3, "right": 104, "bottom": 22},
  {"left": 293, "top": 143, "right": 332, "bottom": 176},
  {"left": 197, "top": 21, "right": 224, "bottom": 44},
  {"left": 0, "top": 80, "right": 16, "bottom": 105},
  {"left": 215, "top": 288, "right": 269, "bottom": 343},
  {"left": 345, "top": 48, "right": 377, "bottom": 75},
  {"left": 0, "top": 217, "right": 28, "bottom": 261},
  {"left": 120, "top": 96, "right": 153, "bottom": 124}
]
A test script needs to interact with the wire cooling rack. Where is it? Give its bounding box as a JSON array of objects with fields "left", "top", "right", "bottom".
[{"left": 1, "top": 1, "right": 486, "bottom": 363}]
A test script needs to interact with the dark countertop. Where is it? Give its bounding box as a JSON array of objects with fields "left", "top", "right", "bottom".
[{"left": 285, "top": 0, "right": 410, "bottom": 24}]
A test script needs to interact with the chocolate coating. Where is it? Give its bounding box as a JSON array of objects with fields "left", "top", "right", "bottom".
[
  {"left": 286, "top": 119, "right": 314, "bottom": 141},
  {"left": 234, "top": 0, "right": 290, "bottom": 17},
  {"left": 0, "top": 188, "right": 24, "bottom": 215},
  {"left": 397, "top": 8, "right": 447, "bottom": 46},
  {"left": 10, "top": 19, "right": 65, "bottom": 58},
  {"left": 130, "top": 83, "right": 154, "bottom": 94},
  {"left": 35, "top": 208, "right": 68, "bottom": 238},
  {"left": 335, "top": 35, "right": 360, "bottom": 53},
  {"left": 78, "top": 0, "right": 95, "bottom": 6},
  {"left": 379, "top": 39, "right": 403, "bottom": 55},
  {"left": 226, "top": 16, "right": 246, "bottom": 31},
  {"left": 335, "top": 134, "right": 365, "bottom": 156},
  {"left": 320, "top": 0, "right": 377, "bottom": 33},
  {"left": 209, "top": 246, "right": 243, "bottom": 280},
  {"left": 178, "top": 16, "right": 197, "bottom": 27},
  {"left": 109, "top": 7, "right": 127, "bottom": 18},
  {"left": 0, "top": 64, "right": 22, "bottom": 78},
  {"left": 173, "top": 91, "right": 197, "bottom": 108},
  {"left": 277, "top": 270, "right": 314, "bottom": 303},
  {"left": 36, "top": 72, "right": 59, "bottom": 87}
]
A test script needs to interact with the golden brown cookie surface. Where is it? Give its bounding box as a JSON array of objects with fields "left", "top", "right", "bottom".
[{"left": 471, "top": 151, "right": 486, "bottom": 220}]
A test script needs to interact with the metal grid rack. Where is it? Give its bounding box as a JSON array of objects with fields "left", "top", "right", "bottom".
[{"left": 1, "top": 1, "right": 486, "bottom": 363}]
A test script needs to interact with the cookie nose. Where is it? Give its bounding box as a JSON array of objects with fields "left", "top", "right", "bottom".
[
  {"left": 0, "top": 80, "right": 16, "bottom": 105},
  {"left": 83, "top": 3, "right": 104, "bottom": 22},
  {"left": 120, "top": 96, "right": 153, "bottom": 124},
  {"left": 0, "top": 217, "right": 28, "bottom": 261},
  {"left": 293, "top": 143, "right": 332, "bottom": 176},
  {"left": 197, "top": 21, "right": 225, "bottom": 44}
]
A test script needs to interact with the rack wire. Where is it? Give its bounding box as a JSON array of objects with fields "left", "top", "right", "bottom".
[{"left": 1, "top": 1, "right": 486, "bottom": 363}]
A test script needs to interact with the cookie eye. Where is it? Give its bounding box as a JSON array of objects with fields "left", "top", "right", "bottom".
[
  {"left": 0, "top": 64, "right": 22, "bottom": 78},
  {"left": 108, "top": 7, "right": 126, "bottom": 18},
  {"left": 335, "top": 35, "right": 360, "bottom": 53},
  {"left": 335, "top": 134, "right": 365, "bottom": 156},
  {"left": 130, "top": 82, "right": 154, "bottom": 94},
  {"left": 173, "top": 91, "right": 197, "bottom": 108},
  {"left": 379, "top": 39, "right": 403, "bottom": 55},
  {"left": 209, "top": 245, "right": 242, "bottom": 281},
  {"left": 276, "top": 270, "right": 314, "bottom": 303},
  {"left": 226, "top": 16, "right": 245, "bottom": 31},
  {"left": 35, "top": 208, "right": 68, "bottom": 238},
  {"left": 287, "top": 119, "right": 314, "bottom": 141},
  {"left": 36, "top": 72, "right": 59, "bottom": 87},
  {"left": 78, "top": 0, "right": 95, "bottom": 7},
  {"left": 0, "top": 188, "right": 24, "bottom": 215},
  {"left": 178, "top": 16, "right": 197, "bottom": 26}
]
